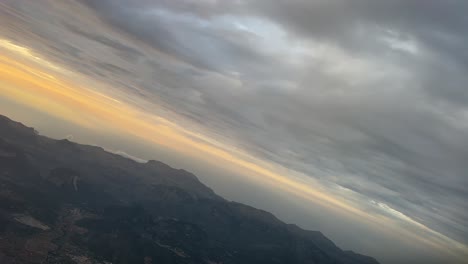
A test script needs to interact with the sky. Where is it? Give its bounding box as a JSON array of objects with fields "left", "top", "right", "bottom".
[{"left": 0, "top": 0, "right": 467, "bottom": 263}]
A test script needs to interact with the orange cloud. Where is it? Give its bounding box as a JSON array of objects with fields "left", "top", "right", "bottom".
[
  {"left": 0, "top": 52, "right": 363, "bottom": 216},
  {"left": 1, "top": 43, "right": 467, "bottom": 261}
]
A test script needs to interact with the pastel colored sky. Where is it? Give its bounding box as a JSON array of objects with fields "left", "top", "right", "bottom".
[{"left": 1, "top": 1, "right": 467, "bottom": 263}]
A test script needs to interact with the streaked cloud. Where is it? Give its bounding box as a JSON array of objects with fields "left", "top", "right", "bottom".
[{"left": 1, "top": 1, "right": 467, "bottom": 263}]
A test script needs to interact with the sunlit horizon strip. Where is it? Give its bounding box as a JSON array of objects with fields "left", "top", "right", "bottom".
[{"left": 0, "top": 39, "right": 466, "bottom": 261}]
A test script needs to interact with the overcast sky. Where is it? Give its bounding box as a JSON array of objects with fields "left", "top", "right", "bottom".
[{"left": 1, "top": 1, "right": 467, "bottom": 263}]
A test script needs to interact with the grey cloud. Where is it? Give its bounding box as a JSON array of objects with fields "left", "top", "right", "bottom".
[
  {"left": 250, "top": 0, "right": 468, "bottom": 105},
  {"left": 62, "top": 21, "right": 143, "bottom": 61},
  {"left": 105, "top": 0, "right": 468, "bottom": 105},
  {"left": 93, "top": 0, "right": 468, "bottom": 247},
  {"left": 8, "top": 0, "right": 468, "bottom": 263}
]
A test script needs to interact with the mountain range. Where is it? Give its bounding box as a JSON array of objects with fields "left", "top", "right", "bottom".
[{"left": 0, "top": 114, "right": 379, "bottom": 264}]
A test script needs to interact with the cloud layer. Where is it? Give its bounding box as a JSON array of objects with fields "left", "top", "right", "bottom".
[
  {"left": 1, "top": 0, "right": 467, "bottom": 263},
  {"left": 86, "top": 0, "right": 468, "bottom": 246}
]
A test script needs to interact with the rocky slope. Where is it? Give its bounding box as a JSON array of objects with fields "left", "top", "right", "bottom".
[{"left": 0, "top": 114, "right": 379, "bottom": 264}]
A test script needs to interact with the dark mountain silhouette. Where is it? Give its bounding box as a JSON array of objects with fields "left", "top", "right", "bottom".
[{"left": 0, "top": 114, "right": 379, "bottom": 264}]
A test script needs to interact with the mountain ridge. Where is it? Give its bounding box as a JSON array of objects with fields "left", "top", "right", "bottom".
[{"left": 0, "top": 114, "right": 379, "bottom": 264}]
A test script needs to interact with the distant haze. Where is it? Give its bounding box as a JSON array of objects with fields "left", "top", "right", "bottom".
[{"left": 0, "top": 1, "right": 467, "bottom": 263}]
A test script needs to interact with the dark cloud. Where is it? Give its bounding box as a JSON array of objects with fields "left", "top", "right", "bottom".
[
  {"left": 87, "top": 0, "right": 468, "bottom": 247},
  {"left": 6, "top": 0, "right": 468, "bottom": 263}
]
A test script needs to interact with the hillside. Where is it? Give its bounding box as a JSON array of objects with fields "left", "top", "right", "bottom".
[{"left": 0, "top": 114, "right": 379, "bottom": 264}]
